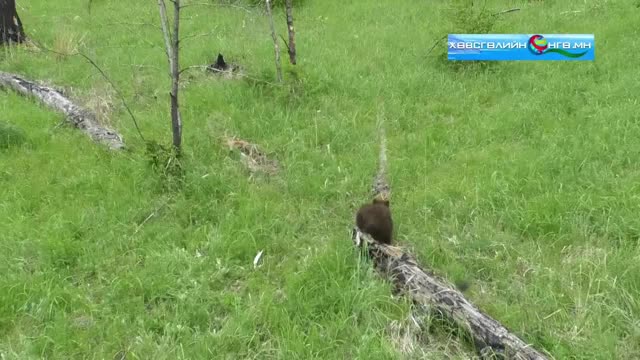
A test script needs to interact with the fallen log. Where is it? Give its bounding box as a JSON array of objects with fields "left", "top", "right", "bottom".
[
  {"left": 351, "top": 230, "right": 550, "bottom": 360},
  {"left": 353, "top": 112, "right": 548, "bottom": 358},
  {"left": 0, "top": 71, "right": 124, "bottom": 150}
]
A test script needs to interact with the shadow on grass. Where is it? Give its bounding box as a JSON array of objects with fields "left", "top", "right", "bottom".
[{"left": 0, "top": 121, "right": 28, "bottom": 150}]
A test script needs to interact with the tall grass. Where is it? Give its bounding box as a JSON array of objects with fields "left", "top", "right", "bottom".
[{"left": 1, "top": 0, "right": 639, "bottom": 358}]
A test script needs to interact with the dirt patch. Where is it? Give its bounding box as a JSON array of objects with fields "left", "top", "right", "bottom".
[
  {"left": 207, "top": 53, "right": 243, "bottom": 80},
  {"left": 224, "top": 136, "right": 280, "bottom": 176}
]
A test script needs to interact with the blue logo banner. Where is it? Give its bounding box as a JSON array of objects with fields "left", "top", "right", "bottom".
[{"left": 448, "top": 34, "right": 595, "bottom": 61}]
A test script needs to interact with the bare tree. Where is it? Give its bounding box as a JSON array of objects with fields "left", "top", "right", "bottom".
[
  {"left": 284, "top": 0, "right": 296, "bottom": 65},
  {"left": 0, "top": 0, "right": 25, "bottom": 44},
  {"left": 157, "top": 0, "right": 182, "bottom": 153},
  {"left": 265, "top": 0, "right": 282, "bottom": 82}
]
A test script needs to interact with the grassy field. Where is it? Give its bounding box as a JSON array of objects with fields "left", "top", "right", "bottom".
[{"left": 2, "top": 0, "right": 640, "bottom": 358}]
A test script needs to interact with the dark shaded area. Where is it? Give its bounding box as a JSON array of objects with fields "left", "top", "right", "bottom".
[
  {"left": 0, "top": 0, "right": 25, "bottom": 44},
  {"left": 0, "top": 121, "right": 26, "bottom": 149},
  {"left": 211, "top": 53, "right": 228, "bottom": 71}
]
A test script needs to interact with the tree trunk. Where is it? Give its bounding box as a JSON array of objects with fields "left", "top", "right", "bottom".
[
  {"left": 169, "top": 0, "right": 181, "bottom": 153},
  {"left": 0, "top": 0, "right": 25, "bottom": 44},
  {"left": 157, "top": 0, "right": 182, "bottom": 154},
  {"left": 265, "top": 0, "right": 283, "bottom": 82},
  {"left": 284, "top": 0, "right": 296, "bottom": 65}
]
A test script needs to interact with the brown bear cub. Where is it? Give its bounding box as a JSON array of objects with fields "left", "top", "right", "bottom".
[{"left": 356, "top": 197, "right": 393, "bottom": 244}]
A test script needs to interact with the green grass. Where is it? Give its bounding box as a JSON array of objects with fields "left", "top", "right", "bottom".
[{"left": 2, "top": 0, "right": 640, "bottom": 358}]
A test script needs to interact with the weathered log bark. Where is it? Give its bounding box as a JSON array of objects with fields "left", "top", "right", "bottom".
[
  {"left": 284, "top": 0, "right": 296, "bottom": 65},
  {"left": 0, "top": 0, "right": 25, "bottom": 44},
  {"left": 351, "top": 230, "right": 550, "bottom": 360},
  {"left": 0, "top": 71, "right": 125, "bottom": 150}
]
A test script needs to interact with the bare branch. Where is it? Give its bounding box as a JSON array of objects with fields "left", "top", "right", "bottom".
[
  {"left": 279, "top": 34, "right": 288, "bottom": 51},
  {"left": 157, "top": 0, "right": 174, "bottom": 72},
  {"left": 265, "top": 0, "right": 283, "bottom": 82},
  {"left": 178, "top": 64, "right": 208, "bottom": 75},
  {"left": 492, "top": 7, "right": 520, "bottom": 16},
  {"left": 179, "top": 29, "right": 218, "bottom": 45},
  {"left": 75, "top": 51, "right": 145, "bottom": 142},
  {"left": 23, "top": 39, "right": 145, "bottom": 142},
  {"left": 99, "top": 21, "right": 162, "bottom": 31},
  {"left": 426, "top": 34, "right": 447, "bottom": 57},
  {"left": 179, "top": 2, "right": 252, "bottom": 13}
]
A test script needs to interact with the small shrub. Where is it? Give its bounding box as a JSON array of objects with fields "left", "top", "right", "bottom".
[
  {"left": 439, "top": 0, "right": 499, "bottom": 72},
  {"left": 449, "top": 0, "right": 496, "bottom": 34},
  {"left": 145, "top": 140, "right": 185, "bottom": 191}
]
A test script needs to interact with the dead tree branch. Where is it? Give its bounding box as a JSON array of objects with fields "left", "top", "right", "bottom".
[
  {"left": 98, "top": 22, "right": 162, "bottom": 31},
  {"left": 179, "top": 29, "right": 218, "bottom": 46},
  {"left": 0, "top": 71, "right": 125, "bottom": 150},
  {"left": 426, "top": 34, "right": 447, "bottom": 57},
  {"left": 284, "top": 0, "right": 296, "bottom": 65},
  {"left": 179, "top": 2, "right": 252, "bottom": 13},
  {"left": 265, "top": 0, "right": 283, "bottom": 82},
  {"left": 492, "top": 7, "right": 520, "bottom": 16}
]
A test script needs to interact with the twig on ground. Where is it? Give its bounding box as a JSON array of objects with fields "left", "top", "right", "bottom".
[
  {"left": 426, "top": 34, "right": 447, "bottom": 57},
  {"left": 179, "top": 64, "right": 282, "bottom": 87},
  {"left": 559, "top": 10, "right": 584, "bottom": 15},
  {"left": 179, "top": 2, "right": 252, "bottom": 13},
  {"left": 492, "top": 7, "right": 520, "bottom": 16}
]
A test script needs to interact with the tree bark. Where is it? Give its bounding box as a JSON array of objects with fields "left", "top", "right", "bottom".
[
  {"left": 0, "top": 0, "right": 25, "bottom": 44},
  {"left": 284, "top": 0, "right": 296, "bottom": 65},
  {"left": 351, "top": 231, "right": 550, "bottom": 359},
  {"left": 265, "top": 0, "right": 283, "bottom": 82},
  {"left": 0, "top": 71, "right": 125, "bottom": 150},
  {"left": 157, "top": 0, "right": 182, "bottom": 153},
  {"left": 169, "top": 0, "right": 181, "bottom": 153}
]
